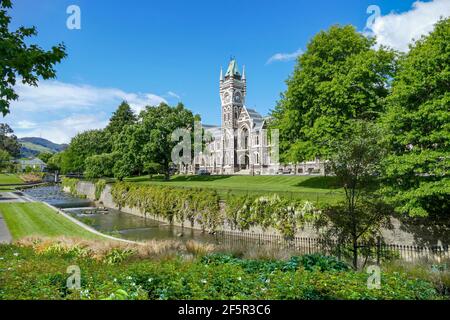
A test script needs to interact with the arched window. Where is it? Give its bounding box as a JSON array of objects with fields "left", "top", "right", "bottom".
[{"left": 254, "top": 152, "right": 260, "bottom": 164}]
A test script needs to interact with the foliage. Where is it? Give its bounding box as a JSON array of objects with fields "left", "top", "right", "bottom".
[
  {"left": 0, "top": 0, "right": 66, "bottom": 115},
  {"left": 61, "top": 130, "right": 111, "bottom": 174},
  {"left": 0, "top": 123, "right": 20, "bottom": 157},
  {"left": 105, "top": 101, "right": 137, "bottom": 138},
  {"left": 111, "top": 182, "right": 221, "bottom": 232},
  {"left": 61, "top": 177, "right": 79, "bottom": 196},
  {"left": 380, "top": 18, "right": 450, "bottom": 217},
  {"left": 109, "top": 182, "right": 321, "bottom": 237},
  {"left": 37, "top": 152, "right": 53, "bottom": 163},
  {"left": 0, "top": 148, "right": 10, "bottom": 170},
  {"left": 84, "top": 153, "right": 118, "bottom": 179},
  {"left": 225, "top": 193, "right": 318, "bottom": 239},
  {"left": 94, "top": 179, "right": 107, "bottom": 200},
  {"left": 0, "top": 244, "right": 442, "bottom": 300},
  {"left": 270, "top": 25, "right": 397, "bottom": 162},
  {"left": 315, "top": 121, "right": 392, "bottom": 269},
  {"left": 46, "top": 152, "right": 63, "bottom": 172},
  {"left": 202, "top": 253, "right": 350, "bottom": 273}
]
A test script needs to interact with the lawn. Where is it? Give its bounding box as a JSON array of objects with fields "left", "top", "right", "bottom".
[
  {"left": 0, "top": 174, "right": 24, "bottom": 185},
  {"left": 0, "top": 202, "right": 101, "bottom": 240},
  {"left": 125, "top": 175, "right": 343, "bottom": 203}
]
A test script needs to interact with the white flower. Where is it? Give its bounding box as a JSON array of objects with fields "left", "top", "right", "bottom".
[
  {"left": 13, "top": 253, "right": 19, "bottom": 257},
  {"left": 148, "top": 278, "right": 153, "bottom": 282},
  {"left": 237, "top": 277, "right": 242, "bottom": 281},
  {"left": 200, "top": 279, "right": 207, "bottom": 284}
]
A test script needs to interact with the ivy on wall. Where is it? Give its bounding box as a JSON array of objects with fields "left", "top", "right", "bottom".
[{"left": 63, "top": 180, "right": 320, "bottom": 238}]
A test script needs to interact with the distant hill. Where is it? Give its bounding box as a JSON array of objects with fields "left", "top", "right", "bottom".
[{"left": 19, "top": 137, "right": 68, "bottom": 158}]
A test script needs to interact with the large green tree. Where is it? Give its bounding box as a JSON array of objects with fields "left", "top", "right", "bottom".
[
  {"left": 105, "top": 101, "right": 136, "bottom": 138},
  {"left": 0, "top": 0, "right": 66, "bottom": 115},
  {"left": 381, "top": 18, "right": 450, "bottom": 217},
  {"left": 271, "top": 25, "right": 396, "bottom": 163},
  {"left": 112, "top": 124, "right": 147, "bottom": 180},
  {"left": 61, "top": 129, "right": 110, "bottom": 174},
  {"left": 138, "top": 103, "right": 195, "bottom": 180}
]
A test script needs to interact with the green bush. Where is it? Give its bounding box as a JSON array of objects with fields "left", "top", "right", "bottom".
[
  {"left": 61, "top": 177, "right": 79, "bottom": 195},
  {"left": 0, "top": 245, "right": 443, "bottom": 300},
  {"left": 111, "top": 182, "right": 221, "bottom": 232}
]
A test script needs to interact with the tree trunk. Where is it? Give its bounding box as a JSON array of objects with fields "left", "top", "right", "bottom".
[
  {"left": 164, "top": 168, "right": 170, "bottom": 181},
  {"left": 352, "top": 235, "right": 358, "bottom": 270}
]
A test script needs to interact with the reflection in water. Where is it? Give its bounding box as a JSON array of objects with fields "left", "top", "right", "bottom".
[{"left": 66, "top": 208, "right": 219, "bottom": 243}]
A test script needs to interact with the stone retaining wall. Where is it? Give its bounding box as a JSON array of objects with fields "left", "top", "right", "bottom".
[{"left": 66, "top": 181, "right": 444, "bottom": 246}]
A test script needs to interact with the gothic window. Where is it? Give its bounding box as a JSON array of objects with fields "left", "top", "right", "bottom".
[{"left": 255, "top": 152, "right": 260, "bottom": 164}]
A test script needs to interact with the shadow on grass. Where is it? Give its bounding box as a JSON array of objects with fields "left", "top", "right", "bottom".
[
  {"left": 295, "top": 176, "right": 340, "bottom": 189},
  {"left": 170, "top": 175, "right": 233, "bottom": 182},
  {"left": 127, "top": 175, "right": 233, "bottom": 183}
]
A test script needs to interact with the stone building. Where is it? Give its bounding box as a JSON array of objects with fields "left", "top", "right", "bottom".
[{"left": 182, "top": 58, "right": 324, "bottom": 175}]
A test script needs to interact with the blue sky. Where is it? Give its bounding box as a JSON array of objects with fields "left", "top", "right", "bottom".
[{"left": 5, "top": 0, "right": 449, "bottom": 143}]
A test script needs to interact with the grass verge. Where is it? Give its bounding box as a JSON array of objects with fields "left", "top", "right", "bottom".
[
  {"left": 125, "top": 175, "right": 343, "bottom": 203},
  {"left": 0, "top": 202, "right": 102, "bottom": 240}
]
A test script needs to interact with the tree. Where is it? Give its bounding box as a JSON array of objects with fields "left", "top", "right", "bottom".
[
  {"left": 105, "top": 101, "right": 137, "bottom": 138},
  {"left": 0, "top": 0, "right": 66, "bottom": 115},
  {"left": 143, "top": 162, "right": 164, "bottom": 179},
  {"left": 270, "top": 25, "right": 396, "bottom": 163},
  {"left": 61, "top": 129, "right": 110, "bottom": 173},
  {"left": 381, "top": 18, "right": 450, "bottom": 217},
  {"left": 46, "top": 152, "right": 62, "bottom": 172},
  {"left": 314, "top": 121, "right": 391, "bottom": 269},
  {"left": 37, "top": 152, "right": 53, "bottom": 163},
  {"left": 139, "top": 103, "right": 195, "bottom": 180},
  {"left": 0, "top": 148, "right": 10, "bottom": 171},
  {"left": 0, "top": 123, "right": 20, "bottom": 157},
  {"left": 112, "top": 124, "right": 147, "bottom": 180},
  {"left": 84, "top": 153, "right": 118, "bottom": 179}
]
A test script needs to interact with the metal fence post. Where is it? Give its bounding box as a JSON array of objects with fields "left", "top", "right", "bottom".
[{"left": 376, "top": 236, "right": 381, "bottom": 265}]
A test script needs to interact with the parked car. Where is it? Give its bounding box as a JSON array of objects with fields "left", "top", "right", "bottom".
[{"left": 196, "top": 169, "right": 211, "bottom": 176}]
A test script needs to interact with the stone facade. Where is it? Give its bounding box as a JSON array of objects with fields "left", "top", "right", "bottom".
[{"left": 181, "top": 58, "right": 325, "bottom": 175}]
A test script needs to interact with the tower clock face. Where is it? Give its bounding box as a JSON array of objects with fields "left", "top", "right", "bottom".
[{"left": 234, "top": 92, "right": 241, "bottom": 103}]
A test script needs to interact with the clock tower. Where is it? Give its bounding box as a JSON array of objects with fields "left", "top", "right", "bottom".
[{"left": 219, "top": 58, "right": 246, "bottom": 129}]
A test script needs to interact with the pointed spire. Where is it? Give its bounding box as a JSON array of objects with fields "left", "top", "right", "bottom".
[
  {"left": 225, "top": 59, "right": 240, "bottom": 78},
  {"left": 242, "top": 65, "right": 246, "bottom": 80},
  {"left": 220, "top": 66, "right": 223, "bottom": 82}
]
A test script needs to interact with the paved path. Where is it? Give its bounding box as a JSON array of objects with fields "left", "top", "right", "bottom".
[
  {"left": 0, "top": 191, "right": 34, "bottom": 203},
  {"left": 0, "top": 192, "right": 34, "bottom": 244}
]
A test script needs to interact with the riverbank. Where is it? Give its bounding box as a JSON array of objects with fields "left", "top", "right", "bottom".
[
  {"left": 1, "top": 240, "right": 446, "bottom": 300},
  {"left": 65, "top": 180, "right": 449, "bottom": 248}
]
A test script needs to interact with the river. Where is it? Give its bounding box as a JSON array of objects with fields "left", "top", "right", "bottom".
[{"left": 23, "top": 185, "right": 220, "bottom": 243}]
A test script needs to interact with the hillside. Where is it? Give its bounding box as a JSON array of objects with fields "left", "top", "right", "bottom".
[{"left": 19, "top": 137, "right": 67, "bottom": 158}]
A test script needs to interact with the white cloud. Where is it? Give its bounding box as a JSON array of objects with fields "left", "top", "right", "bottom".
[
  {"left": 15, "top": 114, "right": 109, "bottom": 144},
  {"left": 266, "top": 48, "right": 303, "bottom": 64},
  {"left": 13, "top": 80, "right": 167, "bottom": 114},
  {"left": 15, "top": 120, "right": 37, "bottom": 129},
  {"left": 167, "top": 91, "right": 181, "bottom": 100},
  {"left": 367, "top": 0, "right": 450, "bottom": 52},
  {"left": 8, "top": 80, "right": 167, "bottom": 144}
]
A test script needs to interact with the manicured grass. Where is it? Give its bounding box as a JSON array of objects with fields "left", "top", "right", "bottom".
[
  {"left": 0, "top": 202, "right": 101, "bottom": 240},
  {"left": 125, "top": 175, "right": 343, "bottom": 203},
  {"left": 0, "top": 174, "right": 24, "bottom": 185}
]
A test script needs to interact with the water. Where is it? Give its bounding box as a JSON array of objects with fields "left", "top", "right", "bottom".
[
  {"left": 22, "top": 185, "right": 219, "bottom": 243},
  {"left": 23, "top": 185, "right": 94, "bottom": 208}
]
